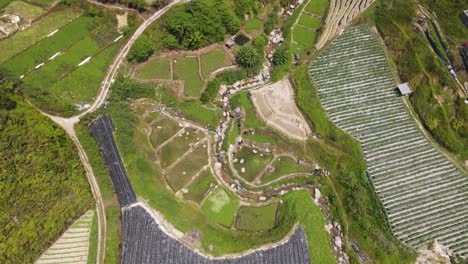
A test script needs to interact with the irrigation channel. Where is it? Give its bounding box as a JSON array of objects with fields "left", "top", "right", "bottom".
[
  {"left": 90, "top": 116, "right": 312, "bottom": 264},
  {"left": 309, "top": 26, "right": 468, "bottom": 258}
]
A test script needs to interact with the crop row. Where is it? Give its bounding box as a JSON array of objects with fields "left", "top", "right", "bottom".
[
  {"left": 309, "top": 26, "right": 468, "bottom": 257},
  {"left": 90, "top": 115, "right": 137, "bottom": 207}
]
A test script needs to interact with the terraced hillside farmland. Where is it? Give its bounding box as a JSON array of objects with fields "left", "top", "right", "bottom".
[
  {"left": 36, "top": 211, "right": 94, "bottom": 264},
  {"left": 309, "top": 26, "right": 468, "bottom": 257},
  {"left": 316, "top": 0, "right": 374, "bottom": 49}
]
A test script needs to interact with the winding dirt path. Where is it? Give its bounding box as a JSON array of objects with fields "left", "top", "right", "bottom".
[{"left": 35, "top": 1, "right": 188, "bottom": 263}]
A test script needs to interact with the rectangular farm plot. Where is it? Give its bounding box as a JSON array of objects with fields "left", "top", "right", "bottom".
[
  {"left": 165, "top": 143, "right": 208, "bottom": 191},
  {"left": 136, "top": 58, "right": 171, "bottom": 80},
  {"left": 293, "top": 25, "right": 316, "bottom": 48},
  {"left": 200, "top": 49, "right": 233, "bottom": 79},
  {"left": 261, "top": 156, "right": 308, "bottom": 184},
  {"left": 305, "top": 0, "right": 328, "bottom": 15},
  {"left": 149, "top": 117, "right": 181, "bottom": 149},
  {"left": 48, "top": 43, "right": 121, "bottom": 104},
  {"left": 183, "top": 172, "right": 216, "bottom": 204},
  {"left": 4, "top": 1, "right": 44, "bottom": 20},
  {"left": 298, "top": 14, "right": 321, "bottom": 29},
  {"left": 158, "top": 127, "right": 203, "bottom": 168},
  {"left": 202, "top": 187, "right": 239, "bottom": 227},
  {"left": 4, "top": 16, "right": 96, "bottom": 75},
  {"left": 235, "top": 203, "right": 279, "bottom": 231},
  {"left": 173, "top": 56, "right": 203, "bottom": 97},
  {"left": 233, "top": 147, "right": 273, "bottom": 182},
  {"left": 0, "top": 8, "right": 82, "bottom": 62}
]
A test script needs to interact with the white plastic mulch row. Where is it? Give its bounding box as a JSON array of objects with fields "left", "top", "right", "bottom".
[
  {"left": 309, "top": 26, "right": 468, "bottom": 257},
  {"left": 35, "top": 210, "right": 94, "bottom": 264}
]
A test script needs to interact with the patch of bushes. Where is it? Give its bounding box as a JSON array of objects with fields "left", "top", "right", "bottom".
[
  {"left": 128, "top": 34, "right": 154, "bottom": 63},
  {"left": 162, "top": 0, "right": 240, "bottom": 50}
]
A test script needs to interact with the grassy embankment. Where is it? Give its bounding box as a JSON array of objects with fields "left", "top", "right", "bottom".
[{"left": 76, "top": 125, "right": 122, "bottom": 264}]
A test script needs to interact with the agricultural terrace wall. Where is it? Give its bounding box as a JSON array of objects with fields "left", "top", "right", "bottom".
[
  {"left": 90, "top": 116, "right": 313, "bottom": 263},
  {"left": 309, "top": 26, "right": 468, "bottom": 258}
]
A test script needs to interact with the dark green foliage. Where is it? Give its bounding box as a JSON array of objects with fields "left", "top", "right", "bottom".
[
  {"left": 162, "top": 0, "right": 240, "bottom": 50},
  {"left": 200, "top": 69, "right": 247, "bottom": 103},
  {"left": 0, "top": 71, "right": 93, "bottom": 263},
  {"left": 236, "top": 45, "right": 261, "bottom": 69},
  {"left": 0, "top": 67, "right": 18, "bottom": 110},
  {"left": 234, "top": 0, "right": 257, "bottom": 17},
  {"left": 128, "top": 34, "right": 154, "bottom": 63},
  {"left": 252, "top": 34, "right": 268, "bottom": 51},
  {"left": 264, "top": 12, "right": 279, "bottom": 34},
  {"left": 109, "top": 77, "right": 156, "bottom": 101},
  {"left": 272, "top": 45, "right": 289, "bottom": 65}
]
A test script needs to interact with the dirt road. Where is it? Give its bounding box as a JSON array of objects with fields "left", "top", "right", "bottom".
[{"left": 36, "top": 1, "right": 188, "bottom": 263}]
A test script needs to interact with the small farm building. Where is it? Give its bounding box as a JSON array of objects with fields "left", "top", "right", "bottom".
[
  {"left": 462, "top": 10, "right": 468, "bottom": 28},
  {"left": 225, "top": 39, "right": 235, "bottom": 49},
  {"left": 397, "top": 82, "right": 413, "bottom": 96}
]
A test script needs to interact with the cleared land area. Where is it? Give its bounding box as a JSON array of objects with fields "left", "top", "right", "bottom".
[
  {"left": 183, "top": 172, "right": 216, "bottom": 204},
  {"left": 235, "top": 203, "right": 278, "bottom": 231},
  {"left": 200, "top": 49, "right": 232, "bottom": 78},
  {"left": 233, "top": 147, "right": 273, "bottom": 182},
  {"left": 36, "top": 211, "right": 94, "bottom": 264},
  {"left": 310, "top": 26, "right": 468, "bottom": 257},
  {"left": 260, "top": 156, "right": 308, "bottom": 184},
  {"left": 135, "top": 58, "right": 171, "bottom": 80},
  {"left": 251, "top": 78, "right": 311, "bottom": 141}
]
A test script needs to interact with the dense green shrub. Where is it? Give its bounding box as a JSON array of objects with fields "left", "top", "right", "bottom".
[
  {"left": 128, "top": 34, "right": 154, "bottom": 63},
  {"left": 264, "top": 12, "right": 279, "bottom": 34},
  {"left": 236, "top": 45, "right": 262, "bottom": 69},
  {"left": 272, "top": 44, "right": 289, "bottom": 65},
  {"left": 162, "top": 0, "right": 240, "bottom": 50}
]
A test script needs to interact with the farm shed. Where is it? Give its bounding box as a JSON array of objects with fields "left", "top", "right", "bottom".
[
  {"left": 225, "top": 39, "right": 235, "bottom": 49},
  {"left": 397, "top": 82, "right": 413, "bottom": 96},
  {"left": 461, "top": 10, "right": 468, "bottom": 28}
]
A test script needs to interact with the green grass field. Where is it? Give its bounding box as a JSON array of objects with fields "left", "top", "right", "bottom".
[
  {"left": 173, "top": 56, "right": 204, "bottom": 97},
  {"left": 230, "top": 91, "right": 263, "bottom": 129},
  {"left": 200, "top": 49, "right": 232, "bottom": 78},
  {"left": 4, "top": 1, "right": 44, "bottom": 20},
  {"left": 202, "top": 187, "right": 239, "bottom": 227},
  {"left": 0, "top": 8, "right": 82, "bottom": 62},
  {"left": 48, "top": 44, "right": 121, "bottom": 104},
  {"left": 4, "top": 16, "right": 96, "bottom": 75},
  {"left": 137, "top": 58, "right": 171, "bottom": 80},
  {"left": 233, "top": 147, "right": 272, "bottom": 182},
  {"left": 87, "top": 211, "right": 98, "bottom": 264},
  {"left": 150, "top": 118, "right": 181, "bottom": 148},
  {"left": 0, "top": 0, "right": 12, "bottom": 8},
  {"left": 179, "top": 101, "right": 220, "bottom": 129},
  {"left": 293, "top": 25, "right": 316, "bottom": 48},
  {"left": 183, "top": 172, "right": 216, "bottom": 204},
  {"left": 305, "top": 0, "right": 328, "bottom": 15},
  {"left": 235, "top": 203, "right": 278, "bottom": 231},
  {"left": 158, "top": 128, "right": 201, "bottom": 168},
  {"left": 165, "top": 144, "right": 208, "bottom": 191},
  {"left": 298, "top": 13, "right": 321, "bottom": 29},
  {"left": 245, "top": 18, "right": 263, "bottom": 35},
  {"left": 261, "top": 156, "right": 308, "bottom": 184}
]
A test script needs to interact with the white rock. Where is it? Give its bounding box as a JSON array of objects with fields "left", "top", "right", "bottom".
[
  {"left": 259, "top": 196, "right": 266, "bottom": 201},
  {"left": 240, "top": 159, "right": 245, "bottom": 164},
  {"left": 335, "top": 236, "right": 342, "bottom": 248},
  {"left": 241, "top": 167, "right": 246, "bottom": 173},
  {"left": 252, "top": 149, "right": 258, "bottom": 154}
]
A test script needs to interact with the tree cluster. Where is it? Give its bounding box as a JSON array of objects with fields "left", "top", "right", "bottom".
[
  {"left": 128, "top": 34, "right": 154, "bottom": 63},
  {"left": 162, "top": 0, "right": 240, "bottom": 50},
  {"left": 0, "top": 68, "right": 93, "bottom": 263}
]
